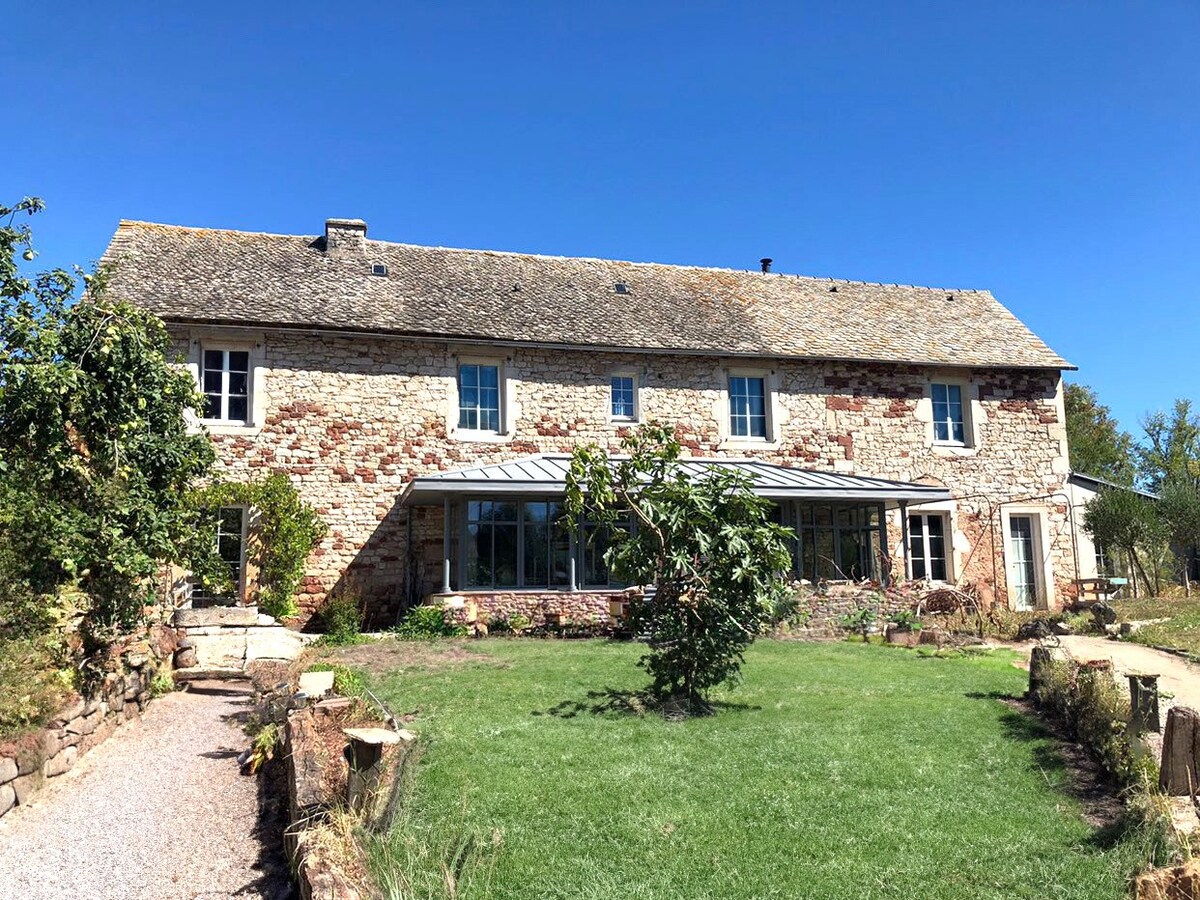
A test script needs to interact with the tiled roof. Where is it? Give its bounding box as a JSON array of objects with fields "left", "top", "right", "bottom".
[
  {"left": 100, "top": 219, "right": 1072, "bottom": 370},
  {"left": 401, "top": 454, "right": 954, "bottom": 505}
]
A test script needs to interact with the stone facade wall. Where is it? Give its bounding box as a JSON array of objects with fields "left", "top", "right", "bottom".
[
  {"left": 0, "top": 625, "right": 175, "bottom": 819},
  {"left": 173, "top": 327, "right": 1074, "bottom": 624}
]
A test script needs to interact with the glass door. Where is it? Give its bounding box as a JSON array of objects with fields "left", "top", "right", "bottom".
[{"left": 1007, "top": 515, "right": 1039, "bottom": 611}]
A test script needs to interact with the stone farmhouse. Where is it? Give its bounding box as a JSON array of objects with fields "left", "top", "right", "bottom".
[{"left": 102, "top": 217, "right": 1077, "bottom": 626}]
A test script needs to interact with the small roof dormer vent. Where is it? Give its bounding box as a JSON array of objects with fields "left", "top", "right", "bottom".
[{"left": 371, "top": 263, "right": 388, "bottom": 277}]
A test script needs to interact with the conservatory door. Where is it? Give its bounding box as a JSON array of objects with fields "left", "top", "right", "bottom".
[{"left": 1007, "top": 515, "right": 1039, "bottom": 611}]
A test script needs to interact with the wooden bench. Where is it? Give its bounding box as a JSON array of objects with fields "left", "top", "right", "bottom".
[{"left": 1074, "top": 576, "right": 1129, "bottom": 601}]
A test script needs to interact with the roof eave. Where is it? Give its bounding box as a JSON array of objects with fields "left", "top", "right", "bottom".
[{"left": 155, "top": 315, "right": 1076, "bottom": 371}]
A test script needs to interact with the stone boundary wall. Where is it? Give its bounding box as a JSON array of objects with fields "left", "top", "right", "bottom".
[
  {"left": 0, "top": 624, "right": 176, "bottom": 820},
  {"left": 798, "top": 584, "right": 914, "bottom": 629},
  {"left": 284, "top": 707, "right": 362, "bottom": 900}
]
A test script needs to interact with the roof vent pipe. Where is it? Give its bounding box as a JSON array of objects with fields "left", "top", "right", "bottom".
[{"left": 760, "top": 258, "right": 773, "bottom": 273}]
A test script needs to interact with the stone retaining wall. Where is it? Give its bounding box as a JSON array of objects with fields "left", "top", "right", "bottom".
[{"left": 0, "top": 624, "right": 175, "bottom": 819}]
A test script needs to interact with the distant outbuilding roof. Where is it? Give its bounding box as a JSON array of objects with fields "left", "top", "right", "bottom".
[
  {"left": 1068, "top": 472, "right": 1159, "bottom": 500},
  {"left": 100, "top": 218, "right": 1072, "bottom": 370},
  {"left": 400, "top": 454, "right": 953, "bottom": 506}
]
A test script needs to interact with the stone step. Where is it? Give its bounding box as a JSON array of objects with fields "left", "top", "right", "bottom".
[
  {"left": 173, "top": 667, "right": 248, "bottom": 682},
  {"left": 174, "top": 606, "right": 261, "bottom": 628}
]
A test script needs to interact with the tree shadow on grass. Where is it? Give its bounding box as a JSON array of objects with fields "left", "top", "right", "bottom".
[
  {"left": 532, "top": 688, "right": 761, "bottom": 720},
  {"left": 967, "top": 690, "right": 1129, "bottom": 847}
]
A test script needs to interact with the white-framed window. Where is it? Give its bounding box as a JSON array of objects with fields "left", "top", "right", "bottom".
[
  {"left": 908, "top": 513, "right": 949, "bottom": 582},
  {"left": 202, "top": 349, "right": 251, "bottom": 423},
  {"left": 931, "top": 382, "right": 966, "bottom": 445},
  {"left": 610, "top": 374, "right": 638, "bottom": 422},
  {"left": 191, "top": 506, "right": 246, "bottom": 606},
  {"left": 729, "top": 375, "right": 768, "bottom": 439},
  {"left": 458, "top": 363, "right": 502, "bottom": 433}
]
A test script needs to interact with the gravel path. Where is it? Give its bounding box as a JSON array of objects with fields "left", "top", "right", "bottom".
[{"left": 0, "top": 681, "right": 293, "bottom": 900}]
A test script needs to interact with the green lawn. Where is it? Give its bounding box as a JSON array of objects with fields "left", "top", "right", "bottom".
[
  {"left": 1114, "top": 596, "right": 1200, "bottom": 657},
  {"left": 360, "top": 639, "right": 1146, "bottom": 899}
]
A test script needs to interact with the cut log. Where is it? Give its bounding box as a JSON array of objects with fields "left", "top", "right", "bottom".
[
  {"left": 1028, "top": 645, "right": 1063, "bottom": 701},
  {"left": 1160, "top": 705, "right": 1200, "bottom": 797},
  {"left": 1128, "top": 674, "right": 1161, "bottom": 735}
]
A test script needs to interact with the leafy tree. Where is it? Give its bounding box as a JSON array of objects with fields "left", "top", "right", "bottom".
[
  {"left": 0, "top": 198, "right": 216, "bottom": 652},
  {"left": 1139, "top": 399, "right": 1200, "bottom": 492},
  {"left": 564, "top": 424, "right": 794, "bottom": 714},
  {"left": 1064, "top": 383, "right": 1136, "bottom": 484},
  {"left": 1158, "top": 479, "right": 1200, "bottom": 596},
  {"left": 1081, "top": 488, "right": 1165, "bottom": 598}
]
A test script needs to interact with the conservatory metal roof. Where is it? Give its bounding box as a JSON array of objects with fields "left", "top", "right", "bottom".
[{"left": 400, "top": 455, "right": 952, "bottom": 506}]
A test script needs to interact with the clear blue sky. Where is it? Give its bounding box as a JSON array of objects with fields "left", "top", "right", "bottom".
[{"left": 8, "top": 2, "right": 1198, "bottom": 435}]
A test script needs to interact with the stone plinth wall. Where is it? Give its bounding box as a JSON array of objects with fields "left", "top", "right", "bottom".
[
  {"left": 434, "top": 590, "right": 623, "bottom": 629},
  {"left": 797, "top": 584, "right": 915, "bottom": 629},
  {"left": 171, "top": 326, "right": 1073, "bottom": 624},
  {"left": 0, "top": 624, "right": 175, "bottom": 820}
]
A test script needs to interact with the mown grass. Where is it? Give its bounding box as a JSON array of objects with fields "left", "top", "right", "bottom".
[
  {"left": 1114, "top": 596, "right": 1200, "bottom": 657},
  {"left": 363, "top": 639, "right": 1150, "bottom": 899}
]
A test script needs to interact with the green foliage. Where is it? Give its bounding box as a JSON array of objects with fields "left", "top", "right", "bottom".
[
  {"left": 189, "top": 473, "right": 326, "bottom": 618},
  {"left": 888, "top": 609, "right": 922, "bottom": 631},
  {"left": 1158, "top": 480, "right": 1200, "bottom": 575},
  {"left": 486, "top": 612, "right": 531, "bottom": 635},
  {"left": 245, "top": 721, "right": 281, "bottom": 774},
  {"left": 395, "top": 605, "right": 468, "bottom": 639},
  {"left": 0, "top": 636, "right": 74, "bottom": 738},
  {"left": 839, "top": 603, "right": 878, "bottom": 637},
  {"left": 1064, "top": 383, "right": 1137, "bottom": 484},
  {"left": 1138, "top": 399, "right": 1200, "bottom": 492},
  {"left": 313, "top": 593, "right": 367, "bottom": 646},
  {"left": 0, "top": 198, "right": 216, "bottom": 653},
  {"left": 564, "top": 423, "right": 794, "bottom": 711},
  {"left": 1033, "top": 658, "right": 1147, "bottom": 785},
  {"left": 149, "top": 669, "right": 175, "bottom": 698},
  {"left": 1082, "top": 487, "right": 1165, "bottom": 592}
]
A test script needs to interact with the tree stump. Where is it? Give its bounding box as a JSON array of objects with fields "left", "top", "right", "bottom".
[
  {"left": 1159, "top": 705, "right": 1200, "bottom": 796},
  {"left": 344, "top": 727, "right": 409, "bottom": 815},
  {"left": 1127, "top": 674, "right": 1160, "bottom": 735},
  {"left": 1028, "top": 645, "right": 1062, "bottom": 701}
]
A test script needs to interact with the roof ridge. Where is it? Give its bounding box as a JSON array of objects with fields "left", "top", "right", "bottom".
[{"left": 113, "top": 219, "right": 989, "bottom": 295}]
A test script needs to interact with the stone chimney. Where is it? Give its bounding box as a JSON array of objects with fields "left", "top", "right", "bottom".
[{"left": 324, "top": 218, "right": 367, "bottom": 254}]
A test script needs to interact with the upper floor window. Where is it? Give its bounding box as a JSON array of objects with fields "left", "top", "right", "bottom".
[
  {"left": 610, "top": 375, "right": 637, "bottom": 422},
  {"left": 729, "top": 376, "right": 767, "bottom": 439},
  {"left": 202, "top": 349, "right": 250, "bottom": 423},
  {"left": 931, "top": 382, "right": 965, "bottom": 444},
  {"left": 458, "top": 364, "right": 501, "bottom": 432}
]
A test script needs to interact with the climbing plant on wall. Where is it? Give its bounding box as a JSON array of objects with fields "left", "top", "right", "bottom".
[{"left": 189, "top": 473, "right": 326, "bottom": 619}]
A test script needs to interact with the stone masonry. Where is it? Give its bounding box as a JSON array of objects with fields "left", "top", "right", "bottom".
[{"left": 170, "top": 327, "right": 1074, "bottom": 625}]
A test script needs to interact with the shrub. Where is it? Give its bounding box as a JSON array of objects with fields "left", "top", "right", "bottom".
[
  {"left": 395, "top": 605, "right": 467, "bottom": 640},
  {"left": 839, "top": 604, "right": 877, "bottom": 638},
  {"left": 486, "top": 612, "right": 531, "bottom": 635},
  {"left": 315, "top": 594, "right": 367, "bottom": 646},
  {"left": 306, "top": 662, "right": 367, "bottom": 698},
  {"left": 1034, "top": 657, "right": 1148, "bottom": 785},
  {"left": 888, "top": 609, "right": 922, "bottom": 631},
  {"left": 149, "top": 670, "right": 175, "bottom": 698},
  {"left": 0, "top": 636, "right": 74, "bottom": 738}
]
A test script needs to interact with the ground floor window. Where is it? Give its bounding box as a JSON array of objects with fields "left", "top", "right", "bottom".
[
  {"left": 793, "top": 502, "right": 885, "bottom": 583},
  {"left": 191, "top": 506, "right": 246, "bottom": 606},
  {"left": 1006, "top": 514, "right": 1041, "bottom": 611},
  {"left": 460, "top": 498, "right": 625, "bottom": 590},
  {"left": 908, "top": 513, "right": 949, "bottom": 582}
]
